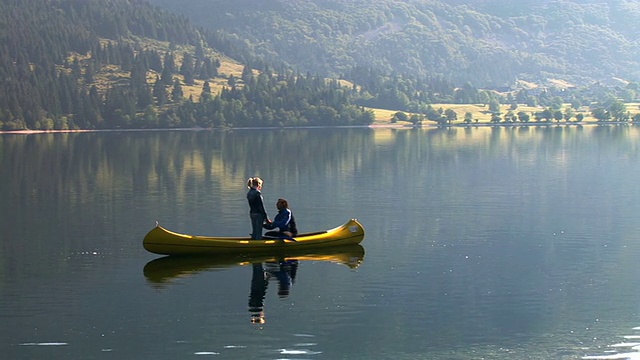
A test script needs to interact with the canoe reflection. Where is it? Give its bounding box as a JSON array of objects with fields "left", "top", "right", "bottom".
[{"left": 142, "top": 244, "right": 365, "bottom": 286}]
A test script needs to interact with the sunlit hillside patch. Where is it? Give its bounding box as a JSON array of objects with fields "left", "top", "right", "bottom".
[
  {"left": 627, "top": 102, "right": 640, "bottom": 115},
  {"left": 216, "top": 60, "right": 244, "bottom": 76},
  {"left": 368, "top": 108, "right": 412, "bottom": 125},
  {"left": 366, "top": 102, "right": 640, "bottom": 126}
]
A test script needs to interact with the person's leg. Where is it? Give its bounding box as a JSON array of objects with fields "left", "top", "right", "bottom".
[{"left": 250, "top": 213, "right": 264, "bottom": 239}]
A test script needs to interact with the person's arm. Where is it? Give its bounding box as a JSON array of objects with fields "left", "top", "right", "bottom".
[
  {"left": 257, "top": 194, "right": 268, "bottom": 218},
  {"left": 263, "top": 218, "right": 275, "bottom": 229}
]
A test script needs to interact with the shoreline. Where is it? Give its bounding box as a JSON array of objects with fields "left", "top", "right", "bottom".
[{"left": 0, "top": 120, "right": 635, "bottom": 135}]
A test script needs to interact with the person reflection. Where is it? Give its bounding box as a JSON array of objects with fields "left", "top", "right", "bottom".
[
  {"left": 249, "top": 264, "right": 267, "bottom": 324},
  {"left": 248, "top": 260, "right": 299, "bottom": 324}
]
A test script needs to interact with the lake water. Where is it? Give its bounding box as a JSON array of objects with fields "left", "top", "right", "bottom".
[{"left": 2, "top": 125, "right": 640, "bottom": 359}]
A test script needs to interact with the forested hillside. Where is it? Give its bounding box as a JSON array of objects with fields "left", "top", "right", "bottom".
[
  {"left": 0, "top": 0, "right": 372, "bottom": 130},
  {"left": 147, "top": 0, "right": 640, "bottom": 88},
  {"left": 2, "top": 0, "right": 638, "bottom": 131}
]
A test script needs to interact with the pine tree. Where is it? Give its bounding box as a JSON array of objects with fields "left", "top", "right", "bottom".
[
  {"left": 171, "top": 78, "right": 183, "bottom": 102},
  {"left": 180, "top": 52, "right": 195, "bottom": 85},
  {"left": 153, "top": 76, "right": 168, "bottom": 106}
]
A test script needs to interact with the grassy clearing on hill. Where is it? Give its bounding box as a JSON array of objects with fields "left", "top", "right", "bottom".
[{"left": 369, "top": 103, "right": 640, "bottom": 126}]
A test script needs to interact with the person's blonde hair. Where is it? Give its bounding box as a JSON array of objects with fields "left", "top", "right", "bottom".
[{"left": 247, "top": 177, "right": 263, "bottom": 189}]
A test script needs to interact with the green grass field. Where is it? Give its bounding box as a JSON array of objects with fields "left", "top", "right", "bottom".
[{"left": 369, "top": 103, "right": 640, "bottom": 126}]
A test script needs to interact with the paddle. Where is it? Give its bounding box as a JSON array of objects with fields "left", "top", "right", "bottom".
[
  {"left": 273, "top": 235, "right": 297, "bottom": 242},
  {"left": 262, "top": 233, "right": 297, "bottom": 242}
]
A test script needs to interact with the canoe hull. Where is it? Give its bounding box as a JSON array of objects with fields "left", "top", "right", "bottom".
[{"left": 143, "top": 219, "right": 365, "bottom": 256}]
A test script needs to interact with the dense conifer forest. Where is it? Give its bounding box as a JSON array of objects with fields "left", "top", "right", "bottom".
[{"left": 0, "top": 0, "right": 372, "bottom": 130}]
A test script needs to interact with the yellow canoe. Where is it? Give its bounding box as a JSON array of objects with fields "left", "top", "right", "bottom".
[{"left": 143, "top": 219, "right": 365, "bottom": 256}]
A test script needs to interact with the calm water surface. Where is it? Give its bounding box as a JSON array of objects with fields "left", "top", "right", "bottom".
[{"left": 2, "top": 126, "right": 640, "bottom": 359}]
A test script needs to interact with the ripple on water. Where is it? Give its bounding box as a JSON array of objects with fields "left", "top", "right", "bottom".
[
  {"left": 582, "top": 327, "right": 640, "bottom": 360},
  {"left": 277, "top": 348, "right": 322, "bottom": 355}
]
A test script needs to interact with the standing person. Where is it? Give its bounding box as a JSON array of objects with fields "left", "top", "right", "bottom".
[
  {"left": 247, "top": 177, "right": 268, "bottom": 240},
  {"left": 263, "top": 198, "right": 298, "bottom": 239}
]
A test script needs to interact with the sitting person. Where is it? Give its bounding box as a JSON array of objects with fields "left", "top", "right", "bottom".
[{"left": 263, "top": 198, "right": 298, "bottom": 239}]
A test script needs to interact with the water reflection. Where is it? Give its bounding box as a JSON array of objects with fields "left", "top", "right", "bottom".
[
  {"left": 142, "top": 244, "right": 365, "bottom": 286},
  {"left": 144, "top": 245, "right": 364, "bottom": 326},
  {"left": 248, "top": 260, "right": 298, "bottom": 324},
  {"left": 582, "top": 326, "right": 640, "bottom": 359}
]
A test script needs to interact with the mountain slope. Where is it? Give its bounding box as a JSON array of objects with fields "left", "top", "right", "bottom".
[{"left": 146, "top": 0, "right": 640, "bottom": 87}]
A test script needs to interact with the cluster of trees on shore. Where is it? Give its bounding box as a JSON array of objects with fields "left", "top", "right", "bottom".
[
  {"left": 390, "top": 97, "right": 640, "bottom": 126},
  {"left": 139, "top": 68, "right": 374, "bottom": 128}
]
